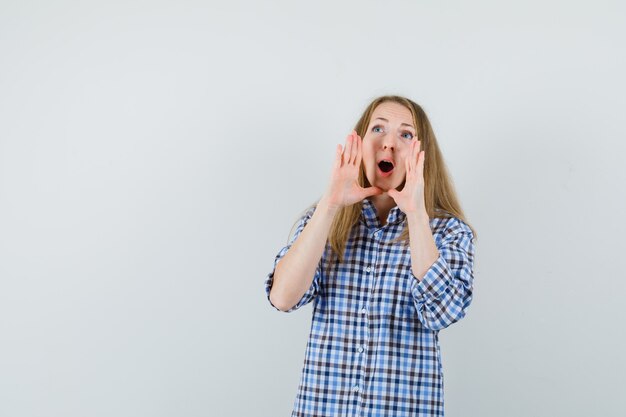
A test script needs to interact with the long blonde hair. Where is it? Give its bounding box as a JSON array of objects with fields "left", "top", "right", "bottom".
[{"left": 297, "top": 95, "right": 476, "bottom": 263}]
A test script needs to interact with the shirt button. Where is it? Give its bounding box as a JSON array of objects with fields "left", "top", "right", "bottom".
[
  {"left": 361, "top": 308, "right": 367, "bottom": 314},
  {"left": 365, "top": 266, "right": 371, "bottom": 273},
  {"left": 358, "top": 346, "right": 364, "bottom": 353},
  {"left": 352, "top": 385, "right": 360, "bottom": 393}
]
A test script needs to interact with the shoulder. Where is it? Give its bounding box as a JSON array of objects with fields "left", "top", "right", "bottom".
[
  {"left": 430, "top": 212, "right": 473, "bottom": 239},
  {"left": 291, "top": 205, "right": 317, "bottom": 229},
  {"left": 302, "top": 205, "right": 317, "bottom": 221}
]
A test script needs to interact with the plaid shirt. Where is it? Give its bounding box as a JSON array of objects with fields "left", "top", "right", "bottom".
[{"left": 265, "top": 198, "right": 475, "bottom": 417}]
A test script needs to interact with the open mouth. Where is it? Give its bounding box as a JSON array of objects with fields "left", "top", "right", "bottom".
[{"left": 378, "top": 160, "right": 394, "bottom": 173}]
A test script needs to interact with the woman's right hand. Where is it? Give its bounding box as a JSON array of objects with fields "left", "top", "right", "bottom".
[{"left": 320, "top": 130, "right": 383, "bottom": 211}]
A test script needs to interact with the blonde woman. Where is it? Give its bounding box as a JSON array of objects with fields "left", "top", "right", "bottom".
[{"left": 265, "top": 95, "right": 477, "bottom": 417}]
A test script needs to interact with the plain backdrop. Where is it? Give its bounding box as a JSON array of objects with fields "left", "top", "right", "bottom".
[{"left": 1, "top": 1, "right": 625, "bottom": 416}]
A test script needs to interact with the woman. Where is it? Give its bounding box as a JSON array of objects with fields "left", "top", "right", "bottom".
[{"left": 265, "top": 95, "right": 477, "bottom": 417}]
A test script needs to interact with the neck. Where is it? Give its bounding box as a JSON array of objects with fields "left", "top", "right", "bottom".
[{"left": 368, "top": 193, "right": 396, "bottom": 224}]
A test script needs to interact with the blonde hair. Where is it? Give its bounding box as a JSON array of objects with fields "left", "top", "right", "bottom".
[{"left": 298, "top": 95, "right": 476, "bottom": 263}]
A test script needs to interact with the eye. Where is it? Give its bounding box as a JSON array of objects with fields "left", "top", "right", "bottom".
[
  {"left": 401, "top": 131, "right": 414, "bottom": 140},
  {"left": 372, "top": 125, "right": 383, "bottom": 133}
]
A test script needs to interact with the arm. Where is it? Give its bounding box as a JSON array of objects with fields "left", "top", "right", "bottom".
[
  {"left": 408, "top": 216, "right": 475, "bottom": 331},
  {"left": 267, "top": 198, "right": 338, "bottom": 312},
  {"left": 386, "top": 137, "right": 475, "bottom": 330},
  {"left": 264, "top": 130, "right": 382, "bottom": 313},
  {"left": 407, "top": 211, "right": 440, "bottom": 281}
]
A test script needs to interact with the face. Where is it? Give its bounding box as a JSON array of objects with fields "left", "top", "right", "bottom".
[{"left": 361, "top": 101, "right": 418, "bottom": 192}]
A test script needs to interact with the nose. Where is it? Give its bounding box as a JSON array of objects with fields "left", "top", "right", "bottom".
[{"left": 382, "top": 133, "right": 395, "bottom": 151}]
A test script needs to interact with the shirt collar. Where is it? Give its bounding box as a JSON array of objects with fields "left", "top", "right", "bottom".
[{"left": 361, "top": 198, "right": 406, "bottom": 228}]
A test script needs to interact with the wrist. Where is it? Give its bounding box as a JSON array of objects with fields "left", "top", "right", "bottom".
[
  {"left": 317, "top": 195, "right": 341, "bottom": 215},
  {"left": 405, "top": 208, "right": 430, "bottom": 223}
]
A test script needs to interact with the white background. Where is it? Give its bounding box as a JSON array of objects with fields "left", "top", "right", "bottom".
[{"left": 1, "top": 1, "right": 625, "bottom": 416}]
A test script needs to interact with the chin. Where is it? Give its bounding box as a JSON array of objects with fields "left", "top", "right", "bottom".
[
  {"left": 376, "top": 180, "right": 404, "bottom": 193},
  {"left": 366, "top": 172, "right": 405, "bottom": 192}
]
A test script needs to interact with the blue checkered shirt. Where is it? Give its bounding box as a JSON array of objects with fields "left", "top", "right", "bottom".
[{"left": 265, "top": 198, "right": 476, "bottom": 417}]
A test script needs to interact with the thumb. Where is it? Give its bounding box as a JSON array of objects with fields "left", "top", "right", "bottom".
[
  {"left": 387, "top": 188, "right": 399, "bottom": 200},
  {"left": 361, "top": 186, "right": 383, "bottom": 199}
]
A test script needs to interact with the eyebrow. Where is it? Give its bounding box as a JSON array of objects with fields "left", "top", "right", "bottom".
[{"left": 372, "top": 117, "right": 415, "bottom": 129}]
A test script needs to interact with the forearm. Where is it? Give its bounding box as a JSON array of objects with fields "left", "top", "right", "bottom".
[
  {"left": 407, "top": 210, "right": 440, "bottom": 281},
  {"left": 270, "top": 197, "right": 338, "bottom": 311}
]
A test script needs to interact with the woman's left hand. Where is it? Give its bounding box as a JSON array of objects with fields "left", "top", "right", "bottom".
[{"left": 387, "top": 139, "right": 427, "bottom": 215}]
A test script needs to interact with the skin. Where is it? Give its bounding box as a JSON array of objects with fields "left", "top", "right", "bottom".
[
  {"left": 323, "top": 101, "right": 427, "bottom": 220},
  {"left": 361, "top": 101, "right": 424, "bottom": 220},
  {"left": 269, "top": 101, "right": 440, "bottom": 311}
]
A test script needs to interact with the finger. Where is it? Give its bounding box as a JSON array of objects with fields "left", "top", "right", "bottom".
[
  {"left": 355, "top": 134, "right": 362, "bottom": 166},
  {"left": 344, "top": 134, "right": 353, "bottom": 165},
  {"left": 417, "top": 150, "right": 425, "bottom": 176},
  {"left": 387, "top": 188, "right": 398, "bottom": 201},
  {"left": 349, "top": 132, "right": 359, "bottom": 165},
  {"left": 411, "top": 140, "right": 419, "bottom": 170},
  {"left": 405, "top": 151, "right": 411, "bottom": 175},
  {"left": 335, "top": 144, "right": 343, "bottom": 168}
]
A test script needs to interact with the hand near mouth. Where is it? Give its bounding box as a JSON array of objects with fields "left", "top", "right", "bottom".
[
  {"left": 320, "top": 130, "right": 383, "bottom": 211},
  {"left": 387, "top": 139, "right": 427, "bottom": 215}
]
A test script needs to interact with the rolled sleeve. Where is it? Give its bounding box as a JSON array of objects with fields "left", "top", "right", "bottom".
[
  {"left": 409, "top": 218, "right": 475, "bottom": 330},
  {"left": 264, "top": 207, "right": 322, "bottom": 313}
]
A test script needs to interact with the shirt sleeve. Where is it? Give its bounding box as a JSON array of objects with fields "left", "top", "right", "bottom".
[
  {"left": 409, "top": 217, "right": 475, "bottom": 331},
  {"left": 264, "top": 207, "right": 322, "bottom": 313}
]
